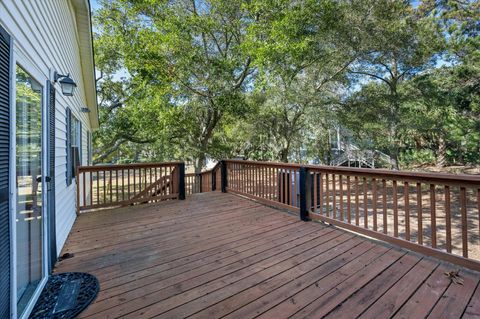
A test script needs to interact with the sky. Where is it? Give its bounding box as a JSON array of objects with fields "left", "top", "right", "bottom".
[{"left": 90, "top": 0, "right": 101, "bottom": 11}]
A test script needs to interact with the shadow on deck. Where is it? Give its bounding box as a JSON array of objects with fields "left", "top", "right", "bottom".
[{"left": 56, "top": 192, "right": 480, "bottom": 318}]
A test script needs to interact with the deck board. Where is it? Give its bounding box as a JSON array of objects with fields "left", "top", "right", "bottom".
[{"left": 55, "top": 192, "right": 480, "bottom": 318}]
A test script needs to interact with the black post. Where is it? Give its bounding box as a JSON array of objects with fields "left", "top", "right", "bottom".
[
  {"left": 178, "top": 162, "right": 185, "bottom": 200},
  {"left": 198, "top": 174, "right": 203, "bottom": 193},
  {"left": 212, "top": 169, "right": 216, "bottom": 191},
  {"left": 299, "top": 166, "right": 311, "bottom": 221},
  {"left": 221, "top": 160, "right": 227, "bottom": 193}
]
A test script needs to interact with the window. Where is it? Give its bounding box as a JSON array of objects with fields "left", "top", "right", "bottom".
[{"left": 66, "top": 109, "right": 82, "bottom": 185}]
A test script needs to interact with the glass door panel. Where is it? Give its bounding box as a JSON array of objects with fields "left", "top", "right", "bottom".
[{"left": 15, "top": 65, "right": 44, "bottom": 317}]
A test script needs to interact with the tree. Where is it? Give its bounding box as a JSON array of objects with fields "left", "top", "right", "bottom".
[
  {"left": 94, "top": 0, "right": 255, "bottom": 172},
  {"left": 345, "top": 0, "right": 444, "bottom": 169},
  {"left": 236, "top": 0, "right": 355, "bottom": 163}
]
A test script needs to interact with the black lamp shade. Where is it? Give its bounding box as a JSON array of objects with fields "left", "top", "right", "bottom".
[{"left": 59, "top": 75, "right": 77, "bottom": 96}]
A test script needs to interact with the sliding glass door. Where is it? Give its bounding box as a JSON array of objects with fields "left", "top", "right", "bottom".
[{"left": 15, "top": 65, "right": 45, "bottom": 317}]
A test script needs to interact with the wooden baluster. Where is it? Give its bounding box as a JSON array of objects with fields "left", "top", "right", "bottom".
[
  {"left": 264, "top": 166, "right": 267, "bottom": 199},
  {"left": 372, "top": 178, "right": 377, "bottom": 231},
  {"left": 266, "top": 166, "right": 268, "bottom": 199},
  {"left": 115, "top": 170, "right": 119, "bottom": 203},
  {"left": 232, "top": 164, "right": 235, "bottom": 191},
  {"left": 133, "top": 168, "right": 136, "bottom": 197},
  {"left": 347, "top": 176, "right": 351, "bottom": 223},
  {"left": 231, "top": 164, "right": 234, "bottom": 191},
  {"left": 256, "top": 166, "right": 258, "bottom": 197},
  {"left": 291, "top": 169, "right": 295, "bottom": 206},
  {"left": 103, "top": 170, "right": 107, "bottom": 204},
  {"left": 393, "top": 180, "right": 398, "bottom": 237},
  {"left": 363, "top": 177, "right": 368, "bottom": 229},
  {"left": 262, "top": 166, "right": 265, "bottom": 199},
  {"left": 270, "top": 167, "right": 273, "bottom": 200},
  {"left": 144, "top": 167, "right": 148, "bottom": 194},
  {"left": 319, "top": 173, "right": 323, "bottom": 215},
  {"left": 246, "top": 165, "right": 249, "bottom": 194},
  {"left": 148, "top": 167, "right": 151, "bottom": 198},
  {"left": 268, "top": 166, "right": 272, "bottom": 200},
  {"left": 445, "top": 185, "right": 451, "bottom": 252},
  {"left": 169, "top": 166, "right": 173, "bottom": 195},
  {"left": 325, "top": 174, "right": 330, "bottom": 217},
  {"left": 332, "top": 174, "right": 336, "bottom": 219},
  {"left": 121, "top": 169, "right": 125, "bottom": 201},
  {"left": 246, "top": 164, "right": 248, "bottom": 194},
  {"left": 109, "top": 169, "right": 113, "bottom": 203},
  {"left": 281, "top": 169, "right": 285, "bottom": 203},
  {"left": 404, "top": 181, "right": 410, "bottom": 241},
  {"left": 430, "top": 184, "right": 437, "bottom": 248},
  {"left": 82, "top": 171, "right": 86, "bottom": 208},
  {"left": 355, "top": 176, "right": 359, "bottom": 226},
  {"left": 259, "top": 166, "right": 262, "bottom": 198},
  {"left": 242, "top": 164, "right": 245, "bottom": 194},
  {"left": 417, "top": 183, "right": 423, "bottom": 245},
  {"left": 382, "top": 179, "right": 387, "bottom": 234},
  {"left": 238, "top": 164, "right": 244, "bottom": 192},
  {"left": 127, "top": 169, "right": 131, "bottom": 199},
  {"left": 255, "top": 166, "right": 258, "bottom": 196},
  {"left": 250, "top": 165, "right": 253, "bottom": 195},
  {"left": 241, "top": 164, "right": 244, "bottom": 193},
  {"left": 154, "top": 167, "right": 158, "bottom": 197},
  {"left": 165, "top": 167, "right": 169, "bottom": 196},
  {"left": 295, "top": 169, "right": 299, "bottom": 206},
  {"left": 256, "top": 166, "right": 259, "bottom": 197},
  {"left": 276, "top": 167, "right": 278, "bottom": 201},
  {"left": 89, "top": 171, "right": 93, "bottom": 207},
  {"left": 339, "top": 175, "right": 344, "bottom": 221},
  {"left": 97, "top": 171, "right": 100, "bottom": 205},
  {"left": 313, "top": 173, "right": 318, "bottom": 214},
  {"left": 460, "top": 187, "right": 468, "bottom": 258}
]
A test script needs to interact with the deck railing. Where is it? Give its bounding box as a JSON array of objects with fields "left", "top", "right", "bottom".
[
  {"left": 76, "top": 162, "right": 184, "bottom": 212},
  {"left": 75, "top": 159, "right": 480, "bottom": 271},
  {"left": 185, "top": 162, "right": 221, "bottom": 195},
  {"left": 223, "top": 159, "right": 480, "bottom": 271}
]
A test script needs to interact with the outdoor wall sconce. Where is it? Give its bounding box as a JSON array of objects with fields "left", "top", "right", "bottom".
[
  {"left": 80, "top": 107, "right": 90, "bottom": 113},
  {"left": 54, "top": 71, "right": 77, "bottom": 96}
]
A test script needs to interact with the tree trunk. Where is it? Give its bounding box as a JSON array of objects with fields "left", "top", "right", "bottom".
[
  {"left": 194, "top": 155, "right": 205, "bottom": 174},
  {"left": 279, "top": 148, "right": 289, "bottom": 163},
  {"left": 391, "top": 151, "right": 400, "bottom": 170},
  {"left": 436, "top": 135, "right": 446, "bottom": 168}
]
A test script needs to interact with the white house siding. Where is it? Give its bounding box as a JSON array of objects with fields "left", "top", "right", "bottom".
[{"left": 0, "top": 0, "right": 95, "bottom": 254}]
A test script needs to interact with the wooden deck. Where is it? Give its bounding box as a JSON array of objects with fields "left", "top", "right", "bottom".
[{"left": 56, "top": 192, "right": 480, "bottom": 318}]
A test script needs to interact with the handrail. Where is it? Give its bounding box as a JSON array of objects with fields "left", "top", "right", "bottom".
[
  {"left": 223, "top": 159, "right": 480, "bottom": 271},
  {"left": 78, "top": 161, "right": 182, "bottom": 171}
]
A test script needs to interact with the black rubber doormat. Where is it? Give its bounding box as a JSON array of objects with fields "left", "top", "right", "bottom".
[{"left": 30, "top": 272, "right": 99, "bottom": 319}]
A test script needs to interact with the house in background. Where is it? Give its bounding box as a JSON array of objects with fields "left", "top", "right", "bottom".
[{"left": 0, "top": 0, "right": 98, "bottom": 318}]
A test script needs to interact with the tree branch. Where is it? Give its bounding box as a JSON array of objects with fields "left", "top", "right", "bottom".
[
  {"left": 233, "top": 57, "right": 251, "bottom": 89},
  {"left": 348, "top": 69, "right": 392, "bottom": 86}
]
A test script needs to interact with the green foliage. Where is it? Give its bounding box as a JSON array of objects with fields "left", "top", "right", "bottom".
[{"left": 93, "top": 0, "right": 480, "bottom": 170}]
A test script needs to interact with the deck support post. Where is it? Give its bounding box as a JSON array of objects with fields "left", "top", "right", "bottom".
[
  {"left": 212, "top": 169, "right": 216, "bottom": 191},
  {"left": 198, "top": 173, "right": 203, "bottom": 193},
  {"left": 178, "top": 162, "right": 185, "bottom": 200},
  {"left": 299, "top": 166, "right": 311, "bottom": 221},
  {"left": 221, "top": 160, "right": 227, "bottom": 193}
]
